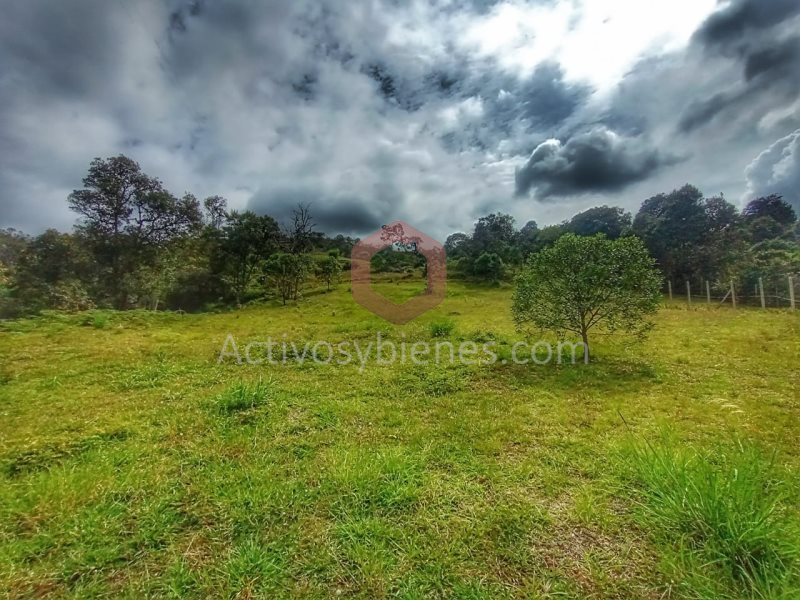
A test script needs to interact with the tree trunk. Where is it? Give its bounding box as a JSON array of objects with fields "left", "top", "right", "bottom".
[{"left": 581, "top": 330, "right": 590, "bottom": 364}]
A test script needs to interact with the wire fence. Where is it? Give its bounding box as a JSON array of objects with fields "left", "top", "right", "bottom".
[{"left": 664, "top": 275, "right": 798, "bottom": 310}]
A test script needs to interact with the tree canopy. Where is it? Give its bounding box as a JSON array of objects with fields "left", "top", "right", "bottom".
[{"left": 512, "top": 234, "right": 662, "bottom": 362}]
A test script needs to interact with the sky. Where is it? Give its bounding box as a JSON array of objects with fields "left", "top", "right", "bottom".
[{"left": 1, "top": 0, "right": 799, "bottom": 239}]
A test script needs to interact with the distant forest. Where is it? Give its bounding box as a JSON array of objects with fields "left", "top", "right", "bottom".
[{"left": 1, "top": 155, "right": 798, "bottom": 316}]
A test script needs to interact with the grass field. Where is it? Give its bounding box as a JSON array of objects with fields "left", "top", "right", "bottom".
[{"left": 1, "top": 282, "right": 798, "bottom": 598}]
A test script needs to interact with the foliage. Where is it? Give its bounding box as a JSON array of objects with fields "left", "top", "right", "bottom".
[
  {"left": 566, "top": 205, "right": 632, "bottom": 239},
  {"left": 428, "top": 318, "right": 456, "bottom": 338},
  {"left": 68, "top": 156, "right": 202, "bottom": 308},
  {"left": 512, "top": 234, "right": 662, "bottom": 361},
  {"left": 319, "top": 253, "right": 343, "bottom": 291},
  {"left": 743, "top": 194, "right": 797, "bottom": 226},
  {"left": 472, "top": 252, "right": 505, "bottom": 284},
  {"left": 212, "top": 211, "right": 281, "bottom": 305},
  {"left": 4, "top": 154, "right": 799, "bottom": 314},
  {"left": 265, "top": 252, "right": 313, "bottom": 304}
]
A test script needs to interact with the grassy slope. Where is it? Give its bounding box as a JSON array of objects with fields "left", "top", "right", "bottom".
[{"left": 0, "top": 283, "right": 798, "bottom": 598}]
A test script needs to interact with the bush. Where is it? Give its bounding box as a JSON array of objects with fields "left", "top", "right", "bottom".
[
  {"left": 429, "top": 319, "right": 456, "bottom": 338},
  {"left": 629, "top": 438, "right": 800, "bottom": 596}
]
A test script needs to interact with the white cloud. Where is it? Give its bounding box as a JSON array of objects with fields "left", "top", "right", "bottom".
[
  {"left": 461, "top": 0, "right": 717, "bottom": 91},
  {"left": 744, "top": 129, "right": 800, "bottom": 212}
]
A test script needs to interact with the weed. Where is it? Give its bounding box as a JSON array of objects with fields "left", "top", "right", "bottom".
[{"left": 213, "top": 379, "right": 272, "bottom": 414}]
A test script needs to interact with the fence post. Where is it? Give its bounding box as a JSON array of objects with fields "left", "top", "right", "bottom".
[
  {"left": 758, "top": 277, "right": 766, "bottom": 309},
  {"left": 668, "top": 280, "right": 673, "bottom": 301},
  {"left": 706, "top": 280, "right": 711, "bottom": 305},
  {"left": 731, "top": 281, "right": 736, "bottom": 309},
  {"left": 790, "top": 276, "right": 796, "bottom": 311},
  {"left": 686, "top": 281, "right": 692, "bottom": 306}
]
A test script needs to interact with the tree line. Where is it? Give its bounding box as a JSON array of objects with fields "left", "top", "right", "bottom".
[
  {"left": 446, "top": 186, "right": 799, "bottom": 297},
  {"left": 0, "top": 156, "right": 353, "bottom": 317},
  {"left": 1, "top": 156, "right": 798, "bottom": 317}
]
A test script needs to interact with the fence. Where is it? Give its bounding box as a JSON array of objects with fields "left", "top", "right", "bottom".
[{"left": 665, "top": 276, "right": 798, "bottom": 310}]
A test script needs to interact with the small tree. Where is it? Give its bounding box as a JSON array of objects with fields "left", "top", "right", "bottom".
[
  {"left": 512, "top": 234, "right": 662, "bottom": 363},
  {"left": 319, "top": 253, "right": 342, "bottom": 291},
  {"left": 265, "top": 253, "right": 312, "bottom": 305}
]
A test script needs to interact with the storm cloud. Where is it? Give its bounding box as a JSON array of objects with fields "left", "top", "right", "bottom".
[
  {"left": 0, "top": 0, "right": 799, "bottom": 238},
  {"left": 515, "top": 128, "right": 675, "bottom": 199}
]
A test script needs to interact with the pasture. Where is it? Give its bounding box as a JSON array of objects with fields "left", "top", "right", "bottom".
[{"left": 1, "top": 283, "right": 798, "bottom": 598}]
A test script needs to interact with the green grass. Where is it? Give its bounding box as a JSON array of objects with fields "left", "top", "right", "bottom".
[
  {"left": 0, "top": 282, "right": 798, "bottom": 598},
  {"left": 627, "top": 437, "right": 799, "bottom": 598}
]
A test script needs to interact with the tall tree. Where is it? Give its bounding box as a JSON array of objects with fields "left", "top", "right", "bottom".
[
  {"left": 743, "top": 195, "right": 797, "bottom": 226},
  {"left": 632, "top": 184, "right": 708, "bottom": 283},
  {"left": 68, "top": 156, "right": 201, "bottom": 307},
  {"left": 285, "top": 202, "right": 316, "bottom": 254},
  {"left": 212, "top": 211, "right": 281, "bottom": 306},
  {"left": 566, "top": 206, "right": 631, "bottom": 239}
]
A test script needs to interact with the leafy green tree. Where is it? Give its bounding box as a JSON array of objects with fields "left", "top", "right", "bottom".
[
  {"left": 512, "top": 234, "right": 662, "bottom": 362},
  {"left": 743, "top": 195, "right": 797, "bottom": 226},
  {"left": 319, "top": 253, "right": 343, "bottom": 291},
  {"left": 444, "top": 232, "right": 470, "bottom": 258},
  {"left": 0, "top": 228, "right": 28, "bottom": 274},
  {"left": 212, "top": 211, "right": 281, "bottom": 305},
  {"left": 472, "top": 252, "right": 505, "bottom": 284},
  {"left": 566, "top": 206, "right": 632, "bottom": 239},
  {"left": 203, "top": 195, "right": 228, "bottom": 229},
  {"left": 471, "top": 213, "right": 519, "bottom": 264},
  {"left": 265, "top": 252, "right": 313, "bottom": 304},
  {"left": 68, "top": 156, "right": 202, "bottom": 307},
  {"left": 632, "top": 184, "right": 708, "bottom": 283},
  {"left": 516, "top": 220, "right": 540, "bottom": 257},
  {"left": 12, "top": 230, "right": 93, "bottom": 313}
]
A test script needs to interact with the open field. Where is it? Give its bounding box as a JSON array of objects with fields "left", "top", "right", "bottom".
[{"left": 1, "top": 282, "right": 798, "bottom": 598}]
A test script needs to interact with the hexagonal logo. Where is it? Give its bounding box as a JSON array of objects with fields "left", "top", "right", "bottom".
[{"left": 351, "top": 221, "right": 446, "bottom": 324}]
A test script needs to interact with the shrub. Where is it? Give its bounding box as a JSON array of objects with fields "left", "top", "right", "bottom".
[{"left": 429, "top": 318, "right": 456, "bottom": 338}]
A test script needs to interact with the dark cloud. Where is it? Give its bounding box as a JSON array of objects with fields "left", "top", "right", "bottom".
[
  {"left": 744, "top": 36, "right": 800, "bottom": 82},
  {"left": 511, "top": 62, "right": 592, "bottom": 132},
  {"left": 694, "top": 0, "right": 800, "bottom": 54},
  {"left": 1, "top": 0, "right": 799, "bottom": 236},
  {"left": 248, "top": 188, "right": 392, "bottom": 236},
  {"left": 515, "top": 128, "right": 677, "bottom": 199},
  {"left": 675, "top": 0, "right": 800, "bottom": 134},
  {"left": 678, "top": 89, "right": 743, "bottom": 133}
]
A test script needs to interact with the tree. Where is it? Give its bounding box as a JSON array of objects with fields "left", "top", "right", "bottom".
[
  {"left": 319, "top": 253, "right": 343, "bottom": 291},
  {"left": 517, "top": 220, "right": 540, "bottom": 257},
  {"left": 265, "top": 252, "right": 313, "bottom": 304},
  {"left": 472, "top": 252, "right": 505, "bottom": 284},
  {"left": 12, "top": 230, "right": 94, "bottom": 312},
  {"left": 67, "top": 156, "right": 202, "bottom": 307},
  {"left": 632, "top": 184, "right": 709, "bottom": 283},
  {"left": 285, "top": 203, "right": 316, "bottom": 254},
  {"left": 212, "top": 211, "right": 281, "bottom": 305},
  {"left": 512, "top": 234, "right": 662, "bottom": 363},
  {"left": 566, "top": 206, "right": 631, "bottom": 239},
  {"left": 444, "top": 232, "right": 470, "bottom": 258},
  {"left": 472, "top": 213, "right": 518, "bottom": 262},
  {"left": 203, "top": 195, "right": 228, "bottom": 229},
  {"left": 743, "top": 195, "right": 797, "bottom": 226}
]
